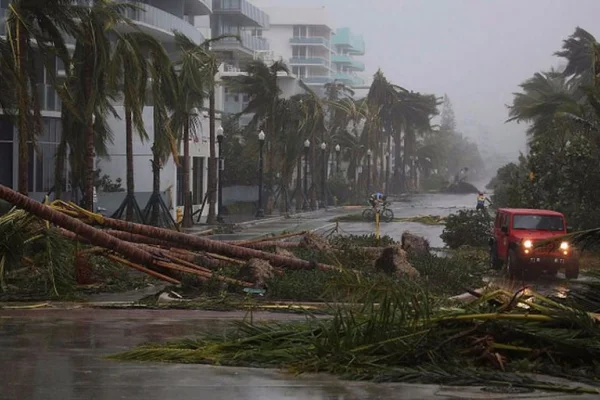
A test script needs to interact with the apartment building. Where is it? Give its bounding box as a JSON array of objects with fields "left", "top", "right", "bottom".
[
  {"left": 256, "top": 5, "right": 335, "bottom": 97},
  {"left": 331, "top": 27, "right": 366, "bottom": 89}
]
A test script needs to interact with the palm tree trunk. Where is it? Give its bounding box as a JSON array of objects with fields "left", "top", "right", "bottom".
[
  {"left": 125, "top": 102, "right": 134, "bottom": 221},
  {"left": 16, "top": 22, "right": 29, "bottom": 195},
  {"left": 394, "top": 131, "right": 402, "bottom": 193},
  {"left": 54, "top": 138, "right": 67, "bottom": 200},
  {"left": 206, "top": 88, "right": 217, "bottom": 224},
  {"left": 0, "top": 184, "right": 155, "bottom": 265},
  {"left": 295, "top": 155, "right": 302, "bottom": 212},
  {"left": 94, "top": 212, "right": 335, "bottom": 271},
  {"left": 182, "top": 115, "right": 193, "bottom": 227},
  {"left": 83, "top": 50, "right": 95, "bottom": 211},
  {"left": 150, "top": 145, "right": 161, "bottom": 226}
]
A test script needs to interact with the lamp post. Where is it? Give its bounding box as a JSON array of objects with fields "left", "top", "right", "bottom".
[
  {"left": 256, "top": 130, "right": 265, "bottom": 218},
  {"left": 303, "top": 139, "right": 310, "bottom": 211},
  {"left": 366, "top": 149, "right": 372, "bottom": 193},
  {"left": 216, "top": 126, "right": 224, "bottom": 223},
  {"left": 335, "top": 144, "right": 341, "bottom": 175},
  {"left": 320, "top": 142, "right": 327, "bottom": 208},
  {"left": 385, "top": 151, "right": 390, "bottom": 194}
]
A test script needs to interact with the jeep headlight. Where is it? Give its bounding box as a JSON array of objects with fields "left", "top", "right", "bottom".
[
  {"left": 523, "top": 240, "right": 533, "bottom": 249},
  {"left": 560, "top": 241, "right": 569, "bottom": 250}
]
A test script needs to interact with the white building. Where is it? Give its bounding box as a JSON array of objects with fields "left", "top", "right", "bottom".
[{"left": 256, "top": 5, "right": 335, "bottom": 97}]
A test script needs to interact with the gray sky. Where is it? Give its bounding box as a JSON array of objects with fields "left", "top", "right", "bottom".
[{"left": 269, "top": 0, "right": 600, "bottom": 159}]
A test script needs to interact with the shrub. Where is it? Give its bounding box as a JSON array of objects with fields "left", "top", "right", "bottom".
[{"left": 440, "top": 210, "right": 492, "bottom": 249}]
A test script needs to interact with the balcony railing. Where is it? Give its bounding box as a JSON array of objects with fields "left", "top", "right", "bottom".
[
  {"left": 301, "top": 76, "right": 332, "bottom": 85},
  {"left": 122, "top": 1, "right": 205, "bottom": 44},
  {"left": 213, "top": 0, "right": 269, "bottom": 28},
  {"left": 213, "top": 30, "right": 268, "bottom": 52},
  {"left": 333, "top": 73, "right": 364, "bottom": 86},
  {"left": 290, "top": 36, "right": 330, "bottom": 47},
  {"left": 290, "top": 57, "right": 329, "bottom": 67}
]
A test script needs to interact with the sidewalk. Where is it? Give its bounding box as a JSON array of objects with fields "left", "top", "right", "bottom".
[{"left": 183, "top": 205, "right": 356, "bottom": 236}]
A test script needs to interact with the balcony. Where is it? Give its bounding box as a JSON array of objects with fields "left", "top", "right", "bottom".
[
  {"left": 332, "top": 55, "right": 365, "bottom": 71},
  {"left": 289, "top": 36, "right": 330, "bottom": 48},
  {"left": 332, "top": 27, "right": 365, "bottom": 55},
  {"left": 212, "top": 30, "right": 268, "bottom": 55},
  {"left": 301, "top": 76, "right": 333, "bottom": 85},
  {"left": 121, "top": 1, "right": 205, "bottom": 44},
  {"left": 184, "top": 0, "right": 212, "bottom": 16},
  {"left": 289, "top": 57, "right": 329, "bottom": 67},
  {"left": 333, "top": 73, "right": 364, "bottom": 87},
  {"left": 213, "top": 0, "right": 269, "bottom": 28}
]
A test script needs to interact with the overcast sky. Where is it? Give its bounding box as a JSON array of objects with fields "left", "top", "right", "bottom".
[{"left": 262, "top": 0, "right": 600, "bottom": 159}]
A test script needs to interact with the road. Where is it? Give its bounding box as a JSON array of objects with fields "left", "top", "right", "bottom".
[{"left": 1, "top": 191, "right": 596, "bottom": 400}]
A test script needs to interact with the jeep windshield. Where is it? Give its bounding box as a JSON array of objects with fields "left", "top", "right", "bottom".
[{"left": 513, "top": 215, "right": 564, "bottom": 231}]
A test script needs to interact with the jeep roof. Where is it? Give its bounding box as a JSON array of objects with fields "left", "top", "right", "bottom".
[{"left": 497, "top": 208, "right": 564, "bottom": 217}]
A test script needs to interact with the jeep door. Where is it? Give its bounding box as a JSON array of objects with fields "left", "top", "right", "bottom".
[{"left": 495, "top": 212, "right": 510, "bottom": 259}]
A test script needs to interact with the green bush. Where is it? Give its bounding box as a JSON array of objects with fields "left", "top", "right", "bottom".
[{"left": 440, "top": 210, "right": 492, "bottom": 249}]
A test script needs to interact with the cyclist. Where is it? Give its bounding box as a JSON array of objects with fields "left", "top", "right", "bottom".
[{"left": 369, "top": 192, "right": 387, "bottom": 211}]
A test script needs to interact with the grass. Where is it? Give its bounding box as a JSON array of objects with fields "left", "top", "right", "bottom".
[{"left": 110, "top": 279, "right": 600, "bottom": 394}]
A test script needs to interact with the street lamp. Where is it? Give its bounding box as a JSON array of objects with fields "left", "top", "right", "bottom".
[
  {"left": 303, "top": 139, "right": 310, "bottom": 211},
  {"left": 366, "top": 149, "right": 372, "bottom": 193},
  {"left": 335, "top": 144, "right": 341, "bottom": 175},
  {"left": 256, "top": 130, "right": 266, "bottom": 218},
  {"left": 216, "top": 126, "right": 224, "bottom": 223},
  {"left": 320, "top": 142, "right": 327, "bottom": 208},
  {"left": 385, "top": 151, "right": 390, "bottom": 193}
]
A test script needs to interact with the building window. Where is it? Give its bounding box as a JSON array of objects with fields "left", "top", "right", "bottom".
[
  {"left": 27, "top": 118, "right": 62, "bottom": 193},
  {"left": 293, "top": 25, "right": 307, "bottom": 37},
  {"left": 292, "top": 46, "right": 307, "bottom": 58},
  {"left": 292, "top": 66, "right": 306, "bottom": 78}
]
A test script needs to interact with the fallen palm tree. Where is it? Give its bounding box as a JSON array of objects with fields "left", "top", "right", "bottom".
[
  {"left": 0, "top": 185, "right": 339, "bottom": 295},
  {"left": 111, "top": 280, "right": 600, "bottom": 394}
]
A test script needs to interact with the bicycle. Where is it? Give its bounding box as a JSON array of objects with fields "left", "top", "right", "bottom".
[{"left": 362, "top": 201, "right": 394, "bottom": 222}]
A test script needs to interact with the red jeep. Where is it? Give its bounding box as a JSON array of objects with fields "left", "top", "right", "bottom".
[{"left": 489, "top": 208, "right": 579, "bottom": 279}]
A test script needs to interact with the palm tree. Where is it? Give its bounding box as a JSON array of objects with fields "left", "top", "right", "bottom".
[
  {"left": 144, "top": 43, "right": 178, "bottom": 227},
  {"left": 170, "top": 33, "right": 219, "bottom": 228},
  {"left": 6, "top": 0, "right": 85, "bottom": 195},
  {"left": 108, "top": 32, "right": 170, "bottom": 222},
  {"left": 227, "top": 59, "right": 289, "bottom": 214},
  {"left": 66, "top": 1, "right": 133, "bottom": 211}
]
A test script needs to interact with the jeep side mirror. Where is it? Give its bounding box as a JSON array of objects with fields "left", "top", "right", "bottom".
[
  {"left": 567, "top": 226, "right": 573, "bottom": 233},
  {"left": 501, "top": 226, "right": 508, "bottom": 234}
]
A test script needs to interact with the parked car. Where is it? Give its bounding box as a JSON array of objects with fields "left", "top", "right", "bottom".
[{"left": 489, "top": 208, "right": 579, "bottom": 279}]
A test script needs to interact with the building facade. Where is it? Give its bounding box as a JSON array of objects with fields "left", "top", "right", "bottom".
[
  {"left": 331, "top": 27, "right": 366, "bottom": 89},
  {"left": 256, "top": 5, "right": 334, "bottom": 97}
]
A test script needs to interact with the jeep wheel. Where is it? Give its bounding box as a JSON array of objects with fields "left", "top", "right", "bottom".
[
  {"left": 565, "top": 263, "right": 580, "bottom": 280},
  {"left": 489, "top": 245, "right": 502, "bottom": 270},
  {"left": 506, "top": 250, "right": 524, "bottom": 280}
]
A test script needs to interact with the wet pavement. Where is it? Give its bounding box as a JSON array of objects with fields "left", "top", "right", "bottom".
[
  {"left": 1, "top": 309, "right": 597, "bottom": 400},
  {"left": 1, "top": 191, "right": 598, "bottom": 399}
]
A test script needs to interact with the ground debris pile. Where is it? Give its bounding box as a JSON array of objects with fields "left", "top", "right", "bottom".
[
  {"left": 0, "top": 184, "right": 455, "bottom": 301},
  {"left": 112, "top": 284, "right": 600, "bottom": 395}
]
